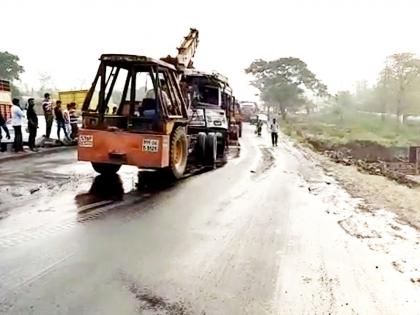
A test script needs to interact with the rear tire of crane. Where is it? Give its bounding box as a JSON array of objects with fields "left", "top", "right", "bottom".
[
  {"left": 91, "top": 162, "right": 121, "bottom": 175},
  {"left": 205, "top": 132, "right": 217, "bottom": 167},
  {"left": 168, "top": 126, "right": 188, "bottom": 179},
  {"left": 196, "top": 132, "right": 206, "bottom": 163}
]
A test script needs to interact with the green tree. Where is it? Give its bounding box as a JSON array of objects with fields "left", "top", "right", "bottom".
[
  {"left": 38, "top": 72, "right": 55, "bottom": 97},
  {"left": 0, "top": 51, "right": 25, "bottom": 97},
  {"left": 333, "top": 91, "right": 353, "bottom": 121},
  {"left": 377, "top": 53, "right": 420, "bottom": 122},
  {"left": 0, "top": 51, "right": 24, "bottom": 81},
  {"left": 245, "top": 57, "right": 328, "bottom": 119}
]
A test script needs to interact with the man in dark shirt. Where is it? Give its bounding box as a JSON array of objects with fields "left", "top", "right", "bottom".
[
  {"left": 0, "top": 111, "right": 11, "bottom": 152},
  {"left": 42, "top": 93, "right": 53, "bottom": 138},
  {"left": 54, "top": 100, "right": 70, "bottom": 141},
  {"left": 27, "top": 98, "right": 38, "bottom": 151}
]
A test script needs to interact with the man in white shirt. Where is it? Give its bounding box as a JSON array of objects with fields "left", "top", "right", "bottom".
[
  {"left": 11, "top": 98, "right": 25, "bottom": 152},
  {"left": 270, "top": 118, "right": 278, "bottom": 147}
]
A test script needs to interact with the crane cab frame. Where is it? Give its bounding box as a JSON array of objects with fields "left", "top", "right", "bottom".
[{"left": 78, "top": 54, "right": 190, "bottom": 178}]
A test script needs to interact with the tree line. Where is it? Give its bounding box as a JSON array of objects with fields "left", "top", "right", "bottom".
[
  {"left": 0, "top": 51, "right": 58, "bottom": 98},
  {"left": 246, "top": 53, "right": 420, "bottom": 123},
  {"left": 3, "top": 49, "right": 420, "bottom": 123}
]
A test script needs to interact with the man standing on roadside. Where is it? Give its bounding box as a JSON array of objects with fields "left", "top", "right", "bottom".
[
  {"left": 0, "top": 111, "right": 11, "bottom": 152},
  {"left": 54, "top": 100, "right": 70, "bottom": 141},
  {"left": 42, "top": 93, "right": 53, "bottom": 138},
  {"left": 11, "top": 98, "right": 24, "bottom": 152},
  {"left": 27, "top": 98, "right": 38, "bottom": 151},
  {"left": 68, "top": 103, "right": 79, "bottom": 139},
  {"left": 270, "top": 118, "right": 279, "bottom": 147}
]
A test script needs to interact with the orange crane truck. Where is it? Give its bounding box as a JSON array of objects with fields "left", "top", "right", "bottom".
[
  {"left": 78, "top": 54, "right": 190, "bottom": 179},
  {"left": 78, "top": 28, "right": 240, "bottom": 179}
]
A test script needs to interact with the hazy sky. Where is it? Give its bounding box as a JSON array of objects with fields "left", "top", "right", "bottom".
[{"left": 2, "top": 0, "right": 420, "bottom": 100}]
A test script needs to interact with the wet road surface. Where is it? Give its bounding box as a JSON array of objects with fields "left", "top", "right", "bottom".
[{"left": 0, "top": 125, "right": 419, "bottom": 314}]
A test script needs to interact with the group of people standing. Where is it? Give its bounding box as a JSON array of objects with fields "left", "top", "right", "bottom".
[
  {"left": 0, "top": 98, "right": 37, "bottom": 152},
  {"left": 0, "top": 93, "right": 79, "bottom": 153},
  {"left": 42, "top": 93, "right": 78, "bottom": 141}
]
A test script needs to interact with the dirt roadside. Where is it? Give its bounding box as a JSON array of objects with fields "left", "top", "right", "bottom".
[
  {"left": 277, "top": 134, "right": 420, "bottom": 285},
  {"left": 289, "top": 135, "right": 420, "bottom": 231}
]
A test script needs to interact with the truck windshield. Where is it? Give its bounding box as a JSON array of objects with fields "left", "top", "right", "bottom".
[{"left": 197, "top": 85, "right": 219, "bottom": 106}]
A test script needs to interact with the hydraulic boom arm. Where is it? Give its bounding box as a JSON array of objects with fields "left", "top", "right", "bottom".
[
  {"left": 176, "top": 28, "right": 199, "bottom": 71},
  {"left": 161, "top": 28, "right": 199, "bottom": 76}
]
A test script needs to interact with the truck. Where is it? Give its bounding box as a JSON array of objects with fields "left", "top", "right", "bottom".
[
  {"left": 78, "top": 54, "right": 191, "bottom": 178},
  {"left": 78, "top": 28, "right": 240, "bottom": 180},
  {"left": 183, "top": 69, "right": 236, "bottom": 162},
  {"left": 0, "top": 80, "right": 12, "bottom": 122},
  {"left": 239, "top": 101, "right": 258, "bottom": 122},
  {"left": 58, "top": 90, "right": 89, "bottom": 114}
]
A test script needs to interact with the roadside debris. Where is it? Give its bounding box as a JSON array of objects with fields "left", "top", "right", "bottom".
[{"left": 303, "top": 136, "right": 420, "bottom": 187}]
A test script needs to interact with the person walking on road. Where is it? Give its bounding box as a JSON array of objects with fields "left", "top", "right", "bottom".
[
  {"left": 27, "top": 98, "right": 38, "bottom": 151},
  {"left": 270, "top": 118, "right": 279, "bottom": 147},
  {"left": 255, "top": 117, "right": 263, "bottom": 137},
  {"left": 11, "top": 98, "right": 25, "bottom": 152},
  {"left": 0, "top": 111, "right": 11, "bottom": 152},
  {"left": 54, "top": 100, "right": 70, "bottom": 141},
  {"left": 42, "top": 93, "right": 53, "bottom": 138}
]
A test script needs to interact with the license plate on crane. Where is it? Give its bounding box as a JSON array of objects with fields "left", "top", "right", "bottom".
[{"left": 143, "top": 139, "right": 159, "bottom": 152}]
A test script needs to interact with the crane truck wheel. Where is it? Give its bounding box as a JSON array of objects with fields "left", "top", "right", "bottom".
[
  {"left": 168, "top": 126, "right": 188, "bottom": 179},
  {"left": 196, "top": 132, "right": 207, "bottom": 162},
  {"left": 91, "top": 162, "right": 121, "bottom": 175},
  {"left": 205, "top": 132, "right": 217, "bottom": 166}
]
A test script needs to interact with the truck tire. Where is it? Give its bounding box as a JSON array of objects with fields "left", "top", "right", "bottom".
[
  {"left": 205, "top": 132, "right": 217, "bottom": 166},
  {"left": 168, "top": 126, "right": 188, "bottom": 179},
  {"left": 217, "top": 134, "right": 227, "bottom": 160},
  {"left": 196, "top": 132, "right": 206, "bottom": 162},
  {"left": 91, "top": 162, "right": 121, "bottom": 175}
]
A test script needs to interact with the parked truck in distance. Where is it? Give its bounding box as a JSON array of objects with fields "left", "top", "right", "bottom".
[
  {"left": 0, "top": 80, "right": 12, "bottom": 122},
  {"left": 239, "top": 101, "right": 258, "bottom": 122},
  {"left": 58, "top": 90, "right": 89, "bottom": 114}
]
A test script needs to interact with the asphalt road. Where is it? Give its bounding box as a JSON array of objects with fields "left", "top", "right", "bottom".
[{"left": 0, "top": 125, "right": 419, "bottom": 314}]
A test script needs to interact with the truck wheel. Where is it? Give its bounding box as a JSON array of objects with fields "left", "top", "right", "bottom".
[
  {"left": 205, "top": 132, "right": 217, "bottom": 166},
  {"left": 217, "top": 134, "right": 227, "bottom": 161},
  {"left": 168, "top": 126, "right": 188, "bottom": 179},
  {"left": 196, "top": 132, "right": 206, "bottom": 162},
  {"left": 91, "top": 162, "right": 121, "bottom": 175}
]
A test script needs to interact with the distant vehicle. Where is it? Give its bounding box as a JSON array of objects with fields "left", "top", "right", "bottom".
[
  {"left": 257, "top": 113, "right": 268, "bottom": 123},
  {"left": 231, "top": 98, "right": 243, "bottom": 138},
  {"left": 0, "top": 79, "right": 12, "bottom": 122},
  {"left": 239, "top": 101, "right": 258, "bottom": 122}
]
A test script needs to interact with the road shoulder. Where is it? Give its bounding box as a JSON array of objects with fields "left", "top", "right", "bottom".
[{"left": 0, "top": 146, "right": 75, "bottom": 163}]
